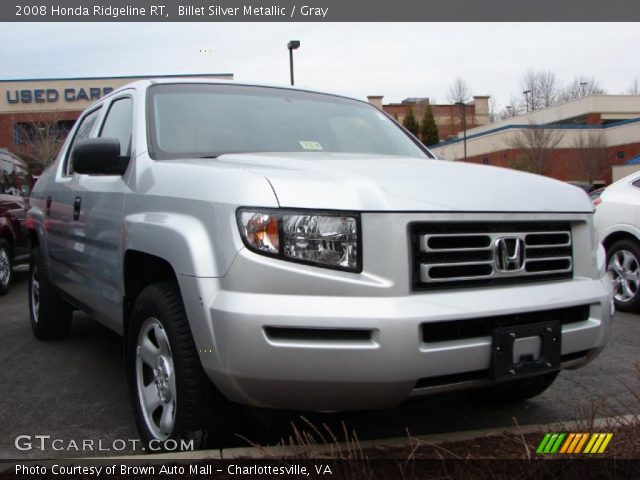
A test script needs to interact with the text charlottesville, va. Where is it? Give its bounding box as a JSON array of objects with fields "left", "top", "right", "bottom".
[{"left": 179, "top": 5, "right": 329, "bottom": 17}]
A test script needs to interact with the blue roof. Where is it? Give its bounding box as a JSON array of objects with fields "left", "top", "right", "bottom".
[{"left": 625, "top": 154, "right": 640, "bottom": 165}]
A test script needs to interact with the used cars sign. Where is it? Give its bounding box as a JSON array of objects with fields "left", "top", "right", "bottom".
[{"left": 5, "top": 86, "right": 114, "bottom": 104}]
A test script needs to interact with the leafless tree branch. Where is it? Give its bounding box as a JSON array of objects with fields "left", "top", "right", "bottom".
[
  {"left": 506, "top": 123, "right": 564, "bottom": 175},
  {"left": 11, "top": 111, "right": 69, "bottom": 172},
  {"left": 447, "top": 78, "right": 472, "bottom": 104},
  {"left": 625, "top": 77, "right": 640, "bottom": 96},
  {"left": 569, "top": 130, "right": 608, "bottom": 184}
]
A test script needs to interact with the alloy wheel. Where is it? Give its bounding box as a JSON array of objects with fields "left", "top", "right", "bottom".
[
  {"left": 30, "top": 263, "right": 40, "bottom": 323},
  {"left": 0, "top": 248, "right": 10, "bottom": 288},
  {"left": 135, "top": 318, "right": 177, "bottom": 440},
  {"left": 608, "top": 249, "right": 640, "bottom": 303}
]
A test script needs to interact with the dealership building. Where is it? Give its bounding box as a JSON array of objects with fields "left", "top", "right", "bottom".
[
  {"left": 367, "top": 95, "right": 491, "bottom": 140},
  {"left": 0, "top": 73, "right": 233, "bottom": 172},
  {"left": 431, "top": 95, "right": 640, "bottom": 186}
]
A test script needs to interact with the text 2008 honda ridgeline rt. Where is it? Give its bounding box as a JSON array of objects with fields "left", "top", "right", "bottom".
[{"left": 27, "top": 80, "right": 613, "bottom": 448}]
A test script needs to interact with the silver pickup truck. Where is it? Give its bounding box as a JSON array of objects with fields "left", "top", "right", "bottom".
[{"left": 27, "top": 79, "right": 613, "bottom": 449}]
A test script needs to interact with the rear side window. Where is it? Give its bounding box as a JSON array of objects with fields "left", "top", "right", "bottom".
[
  {"left": 100, "top": 97, "right": 133, "bottom": 156},
  {"left": 65, "top": 107, "right": 102, "bottom": 175},
  {"left": 632, "top": 178, "right": 640, "bottom": 189}
]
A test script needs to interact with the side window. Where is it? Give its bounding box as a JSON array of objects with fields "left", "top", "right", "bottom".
[
  {"left": 65, "top": 107, "right": 102, "bottom": 175},
  {"left": 100, "top": 97, "right": 133, "bottom": 156},
  {"left": 632, "top": 178, "right": 640, "bottom": 189}
]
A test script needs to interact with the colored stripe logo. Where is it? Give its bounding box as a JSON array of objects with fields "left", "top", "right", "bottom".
[{"left": 536, "top": 433, "right": 613, "bottom": 454}]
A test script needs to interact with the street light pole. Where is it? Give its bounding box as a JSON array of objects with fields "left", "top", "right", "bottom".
[
  {"left": 287, "top": 40, "right": 300, "bottom": 86},
  {"left": 580, "top": 81, "right": 588, "bottom": 97},
  {"left": 455, "top": 101, "right": 467, "bottom": 161},
  {"left": 523, "top": 90, "right": 532, "bottom": 112}
]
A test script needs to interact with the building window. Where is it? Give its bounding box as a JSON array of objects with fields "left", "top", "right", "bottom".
[
  {"left": 617, "top": 151, "right": 625, "bottom": 160},
  {"left": 13, "top": 120, "right": 75, "bottom": 145},
  {"left": 482, "top": 157, "right": 490, "bottom": 165}
]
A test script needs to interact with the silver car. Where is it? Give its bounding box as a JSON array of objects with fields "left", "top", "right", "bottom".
[{"left": 27, "top": 80, "right": 613, "bottom": 449}]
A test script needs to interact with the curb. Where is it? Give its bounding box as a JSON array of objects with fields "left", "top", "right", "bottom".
[
  {"left": 3, "top": 413, "right": 636, "bottom": 469},
  {"left": 149, "top": 413, "right": 640, "bottom": 460}
]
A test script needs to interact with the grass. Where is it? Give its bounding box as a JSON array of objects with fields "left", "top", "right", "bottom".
[{"left": 223, "top": 366, "right": 640, "bottom": 478}]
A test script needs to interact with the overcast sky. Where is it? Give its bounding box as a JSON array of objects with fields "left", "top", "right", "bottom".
[{"left": 2, "top": 23, "right": 638, "bottom": 110}]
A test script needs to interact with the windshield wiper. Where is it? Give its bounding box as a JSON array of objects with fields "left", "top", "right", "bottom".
[{"left": 199, "top": 155, "right": 219, "bottom": 159}]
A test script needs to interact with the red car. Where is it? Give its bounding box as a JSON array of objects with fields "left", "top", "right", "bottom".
[
  {"left": 589, "top": 187, "right": 606, "bottom": 207},
  {"left": 0, "top": 150, "right": 33, "bottom": 295}
]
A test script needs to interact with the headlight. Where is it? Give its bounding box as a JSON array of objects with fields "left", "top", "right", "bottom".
[{"left": 237, "top": 208, "right": 361, "bottom": 272}]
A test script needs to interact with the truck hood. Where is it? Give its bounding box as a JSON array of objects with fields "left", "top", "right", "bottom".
[{"left": 211, "top": 152, "right": 592, "bottom": 212}]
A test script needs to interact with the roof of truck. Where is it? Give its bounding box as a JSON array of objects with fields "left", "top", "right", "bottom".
[{"left": 105, "top": 78, "right": 360, "bottom": 104}]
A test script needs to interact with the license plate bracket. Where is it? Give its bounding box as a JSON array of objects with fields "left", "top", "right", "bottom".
[{"left": 491, "top": 321, "right": 561, "bottom": 381}]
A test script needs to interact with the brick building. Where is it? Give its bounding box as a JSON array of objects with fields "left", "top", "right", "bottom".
[
  {"left": 0, "top": 73, "right": 233, "bottom": 173},
  {"left": 431, "top": 95, "right": 640, "bottom": 186},
  {"left": 367, "top": 95, "right": 491, "bottom": 142}
]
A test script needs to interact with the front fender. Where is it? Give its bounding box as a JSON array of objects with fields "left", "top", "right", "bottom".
[
  {"left": 600, "top": 223, "right": 640, "bottom": 245},
  {"left": 123, "top": 211, "right": 238, "bottom": 278}
]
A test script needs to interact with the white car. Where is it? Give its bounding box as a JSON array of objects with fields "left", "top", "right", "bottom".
[{"left": 595, "top": 172, "right": 640, "bottom": 312}]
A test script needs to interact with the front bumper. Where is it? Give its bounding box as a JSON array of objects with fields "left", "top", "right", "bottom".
[{"left": 180, "top": 269, "right": 612, "bottom": 411}]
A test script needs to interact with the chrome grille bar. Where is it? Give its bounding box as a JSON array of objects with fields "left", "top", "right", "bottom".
[{"left": 413, "top": 223, "right": 573, "bottom": 289}]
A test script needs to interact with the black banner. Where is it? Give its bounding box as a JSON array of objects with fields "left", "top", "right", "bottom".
[
  {"left": 3, "top": 0, "right": 640, "bottom": 22},
  {"left": 2, "top": 459, "right": 640, "bottom": 480}
]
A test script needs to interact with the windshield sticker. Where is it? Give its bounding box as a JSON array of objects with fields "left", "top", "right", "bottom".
[{"left": 299, "top": 141, "right": 324, "bottom": 151}]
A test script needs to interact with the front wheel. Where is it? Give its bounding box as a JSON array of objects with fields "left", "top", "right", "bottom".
[
  {"left": 0, "top": 238, "right": 13, "bottom": 296},
  {"left": 127, "top": 282, "right": 241, "bottom": 451},
  {"left": 29, "top": 247, "right": 72, "bottom": 339},
  {"left": 607, "top": 239, "right": 640, "bottom": 313}
]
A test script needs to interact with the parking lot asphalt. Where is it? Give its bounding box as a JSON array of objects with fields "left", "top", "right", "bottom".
[{"left": 1, "top": 266, "right": 639, "bottom": 459}]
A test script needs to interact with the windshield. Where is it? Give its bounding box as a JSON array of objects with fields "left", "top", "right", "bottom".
[{"left": 148, "top": 84, "right": 431, "bottom": 160}]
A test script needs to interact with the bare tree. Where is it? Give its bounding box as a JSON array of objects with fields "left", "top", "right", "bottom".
[
  {"left": 537, "top": 71, "right": 559, "bottom": 108},
  {"left": 558, "top": 76, "right": 606, "bottom": 102},
  {"left": 505, "top": 123, "right": 564, "bottom": 175},
  {"left": 570, "top": 131, "right": 609, "bottom": 184},
  {"left": 520, "top": 69, "right": 538, "bottom": 111},
  {"left": 499, "top": 95, "right": 526, "bottom": 119},
  {"left": 520, "top": 69, "right": 560, "bottom": 110},
  {"left": 625, "top": 77, "right": 640, "bottom": 95},
  {"left": 488, "top": 96, "right": 500, "bottom": 122},
  {"left": 447, "top": 78, "right": 472, "bottom": 104},
  {"left": 12, "top": 112, "right": 70, "bottom": 172}
]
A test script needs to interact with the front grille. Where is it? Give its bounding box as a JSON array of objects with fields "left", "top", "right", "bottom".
[
  {"left": 411, "top": 222, "right": 573, "bottom": 290},
  {"left": 421, "top": 304, "right": 590, "bottom": 343}
]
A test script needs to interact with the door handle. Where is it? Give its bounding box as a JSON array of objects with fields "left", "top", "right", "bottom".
[
  {"left": 73, "top": 196, "right": 81, "bottom": 221},
  {"left": 46, "top": 196, "right": 52, "bottom": 216}
]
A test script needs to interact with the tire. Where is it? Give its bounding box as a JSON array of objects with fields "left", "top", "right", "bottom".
[
  {"left": 0, "top": 238, "right": 12, "bottom": 296},
  {"left": 127, "top": 282, "right": 241, "bottom": 451},
  {"left": 29, "top": 246, "right": 73, "bottom": 339},
  {"left": 482, "top": 371, "right": 559, "bottom": 403},
  {"left": 607, "top": 239, "right": 640, "bottom": 313}
]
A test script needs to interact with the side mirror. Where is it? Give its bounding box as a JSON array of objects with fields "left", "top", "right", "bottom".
[{"left": 71, "top": 138, "right": 129, "bottom": 175}]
